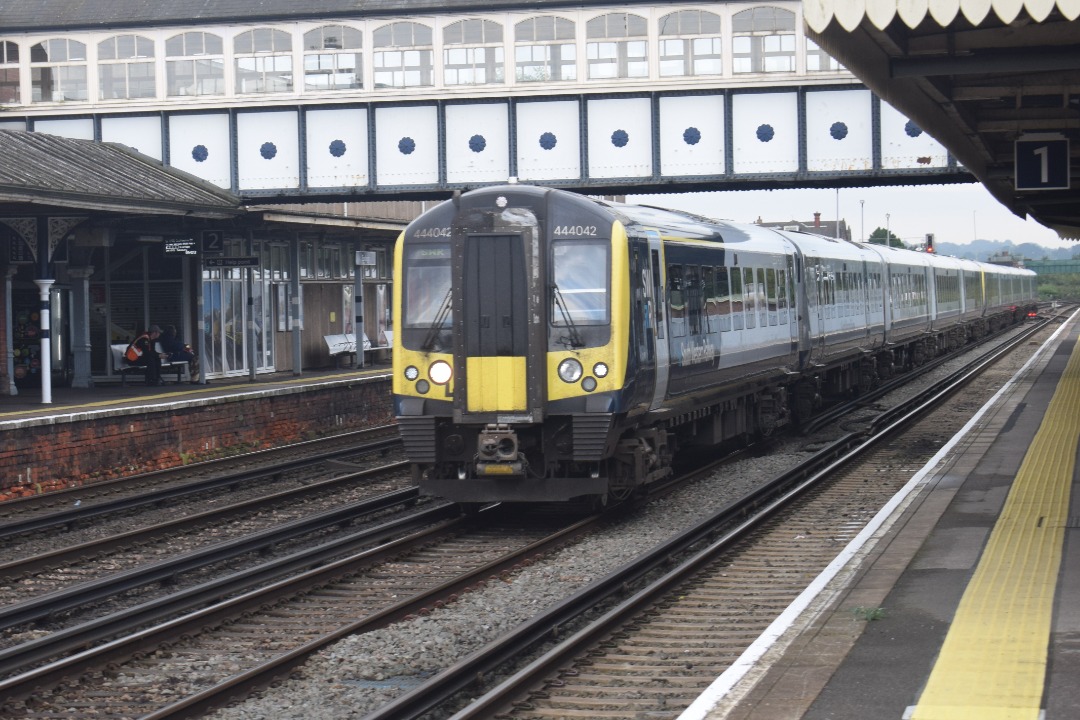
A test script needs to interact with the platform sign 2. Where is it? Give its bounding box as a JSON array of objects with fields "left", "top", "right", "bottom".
[
  {"left": 201, "top": 230, "right": 223, "bottom": 255},
  {"left": 1015, "top": 138, "right": 1070, "bottom": 191}
]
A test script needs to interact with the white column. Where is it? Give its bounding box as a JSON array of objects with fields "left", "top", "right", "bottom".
[{"left": 34, "top": 278, "right": 55, "bottom": 404}]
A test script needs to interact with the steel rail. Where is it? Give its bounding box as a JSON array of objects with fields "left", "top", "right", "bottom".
[
  {"left": 0, "top": 481, "right": 418, "bottom": 631},
  {"left": 0, "top": 497, "right": 456, "bottom": 678},
  {"left": 0, "top": 459, "right": 408, "bottom": 580}
]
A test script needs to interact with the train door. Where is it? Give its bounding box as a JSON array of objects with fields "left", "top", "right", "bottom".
[
  {"left": 646, "top": 230, "right": 669, "bottom": 410},
  {"left": 462, "top": 234, "right": 529, "bottom": 412}
]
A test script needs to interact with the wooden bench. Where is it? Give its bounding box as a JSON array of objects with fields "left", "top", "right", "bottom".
[{"left": 110, "top": 344, "right": 189, "bottom": 386}]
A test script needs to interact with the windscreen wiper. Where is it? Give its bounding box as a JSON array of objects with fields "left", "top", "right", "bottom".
[
  {"left": 551, "top": 284, "right": 585, "bottom": 348},
  {"left": 421, "top": 288, "right": 453, "bottom": 351}
]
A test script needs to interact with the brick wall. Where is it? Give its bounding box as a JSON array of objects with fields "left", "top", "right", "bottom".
[{"left": 0, "top": 377, "right": 394, "bottom": 498}]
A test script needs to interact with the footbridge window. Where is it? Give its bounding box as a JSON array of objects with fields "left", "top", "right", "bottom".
[
  {"left": 806, "top": 38, "right": 843, "bottom": 72},
  {"left": 304, "top": 24, "right": 363, "bottom": 91},
  {"left": 586, "top": 12, "right": 648, "bottom": 80},
  {"left": 166, "top": 32, "right": 225, "bottom": 96},
  {"left": 444, "top": 19, "right": 504, "bottom": 85},
  {"left": 1, "top": 41, "right": 20, "bottom": 104},
  {"left": 374, "top": 22, "right": 433, "bottom": 88},
  {"left": 658, "top": 10, "right": 722, "bottom": 78},
  {"left": 234, "top": 28, "right": 293, "bottom": 94},
  {"left": 732, "top": 7, "right": 795, "bottom": 74},
  {"left": 98, "top": 34, "right": 156, "bottom": 100},
  {"left": 31, "top": 38, "right": 87, "bottom": 102},
  {"left": 515, "top": 16, "right": 576, "bottom": 82}
]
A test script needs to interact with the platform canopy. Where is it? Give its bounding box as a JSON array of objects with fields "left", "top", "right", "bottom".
[
  {"left": 0, "top": 130, "right": 242, "bottom": 218},
  {"left": 804, "top": 0, "right": 1080, "bottom": 239}
]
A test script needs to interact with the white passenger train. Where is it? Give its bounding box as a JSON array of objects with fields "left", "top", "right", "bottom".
[{"left": 392, "top": 186, "right": 1038, "bottom": 505}]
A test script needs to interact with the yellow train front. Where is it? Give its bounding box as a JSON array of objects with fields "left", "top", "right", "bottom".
[{"left": 393, "top": 185, "right": 655, "bottom": 504}]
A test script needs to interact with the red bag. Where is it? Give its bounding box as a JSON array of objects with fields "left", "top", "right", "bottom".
[{"left": 125, "top": 344, "right": 142, "bottom": 363}]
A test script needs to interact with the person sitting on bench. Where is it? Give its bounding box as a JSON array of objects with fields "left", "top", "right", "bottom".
[
  {"left": 125, "top": 325, "right": 166, "bottom": 386},
  {"left": 160, "top": 324, "right": 202, "bottom": 383}
]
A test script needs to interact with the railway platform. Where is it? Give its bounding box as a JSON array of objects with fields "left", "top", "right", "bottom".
[
  {"left": 687, "top": 310, "right": 1080, "bottom": 720},
  {"left": 0, "top": 362, "right": 394, "bottom": 500}
]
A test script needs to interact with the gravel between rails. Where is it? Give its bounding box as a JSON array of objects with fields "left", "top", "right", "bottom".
[{"left": 204, "top": 325, "right": 1045, "bottom": 720}]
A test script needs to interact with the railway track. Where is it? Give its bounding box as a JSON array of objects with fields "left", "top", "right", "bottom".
[
  {"left": 0, "top": 311, "right": 1059, "bottom": 719},
  {"left": 0, "top": 424, "right": 401, "bottom": 530},
  {"left": 359, "top": 315, "right": 1055, "bottom": 720},
  {"left": 0, "top": 508, "right": 602, "bottom": 718}
]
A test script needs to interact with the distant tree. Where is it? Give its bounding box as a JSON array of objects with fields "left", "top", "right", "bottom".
[
  {"left": 868, "top": 227, "right": 904, "bottom": 248},
  {"left": 1038, "top": 273, "right": 1080, "bottom": 302}
]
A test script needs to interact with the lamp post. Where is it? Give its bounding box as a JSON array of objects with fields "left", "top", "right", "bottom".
[
  {"left": 860, "top": 200, "right": 865, "bottom": 242},
  {"left": 886, "top": 213, "right": 891, "bottom": 244}
]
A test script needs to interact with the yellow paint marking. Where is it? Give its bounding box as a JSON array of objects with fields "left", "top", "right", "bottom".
[{"left": 913, "top": 336, "right": 1080, "bottom": 719}]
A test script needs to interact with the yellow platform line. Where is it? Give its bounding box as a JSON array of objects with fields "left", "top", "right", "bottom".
[{"left": 912, "top": 336, "right": 1080, "bottom": 720}]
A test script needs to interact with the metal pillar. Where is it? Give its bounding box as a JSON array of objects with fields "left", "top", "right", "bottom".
[
  {"left": 291, "top": 234, "right": 302, "bottom": 376},
  {"left": 5, "top": 267, "right": 17, "bottom": 396},
  {"left": 68, "top": 266, "right": 94, "bottom": 388}
]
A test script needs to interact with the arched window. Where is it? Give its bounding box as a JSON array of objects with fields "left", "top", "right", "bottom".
[
  {"left": 0, "top": 41, "right": 18, "bottom": 104},
  {"left": 658, "top": 10, "right": 722, "bottom": 77},
  {"left": 373, "top": 22, "right": 432, "bottom": 88},
  {"left": 732, "top": 7, "right": 795, "bottom": 74},
  {"left": 98, "top": 34, "right": 156, "bottom": 100},
  {"left": 304, "top": 24, "right": 363, "bottom": 91},
  {"left": 166, "top": 31, "right": 225, "bottom": 96},
  {"left": 234, "top": 28, "right": 293, "bottom": 94},
  {"left": 586, "top": 13, "right": 647, "bottom": 80},
  {"left": 514, "top": 16, "right": 576, "bottom": 82},
  {"left": 806, "top": 38, "right": 843, "bottom": 72},
  {"left": 443, "top": 19, "right": 503, "bottom": 85},
  {"left": 30, "top": 38, "right": 87, "bottom": 102}
]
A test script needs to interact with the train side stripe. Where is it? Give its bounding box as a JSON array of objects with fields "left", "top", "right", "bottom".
[{"left": 911, "top": 336, "right": 1080, "bottom": 720}]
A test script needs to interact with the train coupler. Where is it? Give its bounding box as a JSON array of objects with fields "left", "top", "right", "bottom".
[{"left": 476, "top": 423, "right": 525, "bottom": 477}]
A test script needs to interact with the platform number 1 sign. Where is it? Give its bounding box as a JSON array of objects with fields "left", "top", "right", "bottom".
[{"left": 1015, "top": 138, "right": 1070, "bottom": 191}]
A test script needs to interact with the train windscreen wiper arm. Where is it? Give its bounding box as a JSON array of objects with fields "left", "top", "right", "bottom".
[
  {"left": 551, "top": 284, "right": 585, "bottom": 348},
  {"left": 421, "top": 288, "right": 453, "bottom": 351}
]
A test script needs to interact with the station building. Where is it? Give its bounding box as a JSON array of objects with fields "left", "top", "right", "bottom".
[{"left": 0, "top": 135, "right": 407, "bottom": 397}]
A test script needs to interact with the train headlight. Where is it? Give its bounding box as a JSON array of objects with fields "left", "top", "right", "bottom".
[
  {"left": 429, "top": 360, "right": 453, "bottom": 385},
  {"left": 404, "top": 365, "right": 419, "bottom": 381},
  {"left": 592, "top": 362, "right": 608, "bottom": 378},
  {"left": 582, "top": 377, "right": 597, "bottom": 392},
  {"left": 558, "top": 358, "right": 583, "bottom": 383}
]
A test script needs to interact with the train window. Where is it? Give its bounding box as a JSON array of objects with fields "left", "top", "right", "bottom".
[
  {"left": 729, "top": 267, "right": 744, "bottom": 330},
  {"left": 715, "top": 266, "right": 732, "bottom": 331},
  {"left": 552, "top": 241, "right": 609, "bottom": 326},
  {"left": 402, "top": 244, "right": 452, "bottom": 344},
  {"left": 668, "top": 264, "right": 686, "bottom": 337},
  {"left": 783, "top": 269, "right": 791, "bottom": 318},
  {"left": 765, "top": 268, "right": 778, "bottom": 325},
  {"left": 702, "top": 266, "right": 716, "bottom": 333},
  {"left": 743, "top": 267, "right": 756, "bottom": 329},
  {"left": 686, "top": 265, "right": 702, "bottom": 335}
]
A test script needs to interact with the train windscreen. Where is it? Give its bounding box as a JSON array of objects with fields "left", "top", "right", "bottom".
[
  {"left": 403, "top": 243, "right": 453, "bottom": 350},
  {"left": 551, "top": 240, "right": 609, "bottom": 327}
]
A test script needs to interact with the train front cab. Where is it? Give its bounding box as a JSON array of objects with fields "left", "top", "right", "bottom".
[{"left": 392, "top": 187, "right": 659, "bottom": 504}]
